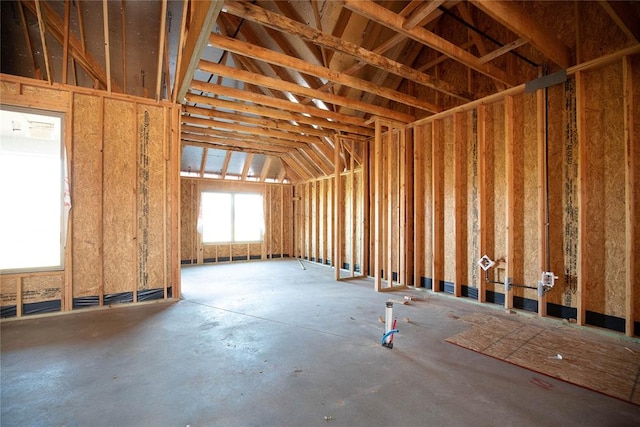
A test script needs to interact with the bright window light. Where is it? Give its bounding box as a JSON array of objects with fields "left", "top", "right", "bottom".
[
  {"left": 234, "top": 194, "right": 263, "bottom": 242},
  {"left": 201, "top": 192, "right": 264, "bottom": 243},
  {"left": 201, "top": 192, "right": 232, "bottom": 243},
  {"left": 0, "top": 107, "right": 64, "bottom": 272}
]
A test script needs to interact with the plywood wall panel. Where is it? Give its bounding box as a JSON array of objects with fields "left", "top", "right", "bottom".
[
  {"left": 22, "top": 274, "right": 63, "bottom": 303},
  {"left": 326, "top": 178, "right": 333, "bottom": 265},
  {"left": 103, "top": 99, "right": 136, "bottom": 295},
  {"left": 423, "top": 124, "right": 434, "bottom": 283},
  {"left": 633, "top": 55, "right": 640, "bottom": 326},
  {"left": 521, "top": 92, "right": 540, "bottom": 297},
  {"left": 0, "top": 277, "right": 19, "bottom": 306},
  {"left": 180, "top": 179, "right": 196, "bottom": 262},
  {"left": 355, "top": 170, "right": 363, "bottom": 272},
  {"left": 583, "top": 63, "right": 626, "bottom": 319},
  {"left": 71, "top": 93, "right": 103, "bottom": 297},
  {"left": 272, "top": 185, "right": 283, "bottom": 256},
  {"left": 510, "top": 95, "right": 526, "bottom": 296},
  {"left": 341, "top": 174, "right": 349, "bottom": 268},
  {"left": 137, "top": 104, "right": 166, "bottom": 291},
  {"left": 548, "top": 81, "right": 572, "bottom": 308},
  {"left": 443, "top": 116, "right": 456, "bottom": 284},
  {"left": 466, "top": 110, "right": 479, "bottom": 288},
  {"left": 491, "top": 103, "right": 506, "bottom": 268}
]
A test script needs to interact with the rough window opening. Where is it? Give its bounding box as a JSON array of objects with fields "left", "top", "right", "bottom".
[
  {"left": 0, "top": 106, "right": 65, "bottom": 272},
  {"left": 200, "top": 192, "right": 264, "bottom": 243}
]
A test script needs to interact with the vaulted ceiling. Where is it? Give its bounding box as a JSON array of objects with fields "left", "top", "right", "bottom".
[{"left": 2, "top": 0, "right": 639, "bottom": 183}]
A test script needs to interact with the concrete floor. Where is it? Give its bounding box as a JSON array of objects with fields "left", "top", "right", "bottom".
[{"left": 1, "top": 259, "right": 639, "bottom": 426}]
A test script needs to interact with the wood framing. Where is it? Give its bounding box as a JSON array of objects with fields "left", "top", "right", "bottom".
[
  {"left": 537, "top": 87, "right": 548, "bottom": 317},
  {"left": 454, "top": 112, "right": 467, "bottom": 297},
  {"left": 175, "top": 0, "right": 223, "bottom": 101},
  {"left": 623, "top": 55, "right": 636, "bottom": 336},
  {"left": 334, "top": 137, "right": 342, "bottom": 280},
  {"left": 477, "top": 104, "right": 488, "bottom": 302},
  {"left": 504, "top": 95, "right": 515, "bottom": 310},
  {"left": 576, "top": 70, "right": 587, "bottom": 326},
  {"left": 432, "top": 119, "right": 444, "bottom": 293}
]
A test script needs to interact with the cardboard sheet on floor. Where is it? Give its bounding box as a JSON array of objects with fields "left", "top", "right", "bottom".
[{"left": 445, "top": 313, "right": 640, "bottom": 405}]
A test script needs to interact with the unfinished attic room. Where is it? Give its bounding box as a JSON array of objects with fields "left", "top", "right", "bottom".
[{"left": 1, "top": 0, "right": 640, "bottom": 424}]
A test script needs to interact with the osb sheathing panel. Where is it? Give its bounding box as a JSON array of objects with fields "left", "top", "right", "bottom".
[
  {"left": 271, "top": 186, "right": 283, "bottom": 256},
  {"left": 482, "top": 103, "right": 503, "bottom": 291},
  {"left": 250, "top": 243, "right": 262, "bottom": 257},
  {"left": 422, "top": 124, "right": 433, "bottom": 281},
  {"left": 466, "top": 110, "right": 479, "bottom": 288},
  {"left": 284, "top": 186, "right": 292, "bottom": 256},
  {"left": 355, "top": 170, "right": 363, "bottom": 270},
  {"left": 583, "top": 63, "right": 626, "bottom": 318},
  {"left": 137, "top": 104, "right": 165, "bottom": 291},
  {"left": 103, "top": 98, "right": 136, "bottom": 295},
  {"left": 510, "top": 95, "right": 526, "bottom": 296},
  {"left": 491, "top": 102, "right": 506, "bottom": 268},
  {"left": 385, "top": 132, "right": 399, "bottom": 276},
  {"left": 304, "top": 183, "right": 310, "bottom": 259},
  {"left": 0, "top": 80, "right": 19, "bottom": 95},
  {"left": 326, "top": 178, "right": 333, "bottom": 264},
  {"left": 340, "top": 170, "right": 363, "bottom": 269},
  {"left": 294, "top": 184, "right": 302, "bottom": 258},
  {"left": 577, "top": 1, "right": 632, "bottom": 63},
  {"left": 180, "top": 179, "right": 196, "bottom": 262},
  {"left": 547, "top": 79, "right": 578, "bottom": 307},
  {"left": 0, "top": 274, "right": 64, "bottom": 306},
  {"left": 0, "top": 277, "right": 19, "bottom": 306},
  {"left": 21, "top": 85, "right": 67, "bottom": 104},
  {"left": 634, "top": 55, "right": 640, "bottom": 324},
  {"left": 72, "top": 93, "right": 103, "bottom": 297},
  {"left": 340, "top": 175, "right": 348, "bottom": 267},
  {"left": 264, "top": 187, "right": 272, "bottom": 256},
  {"left": 22, "top": 274, "right": 63, "bottom": 303},
  {"left": 443, "top": 115, "right": 455, "bottom": 283},
  {"left": 521, "top": 92, "right": 540, "bottom": 297},
  {"left": 446, "top": 312, "right": 640, "bottom": 404},
  {"left": 231, "top": 244, "right": 247, "bottom": 258}
]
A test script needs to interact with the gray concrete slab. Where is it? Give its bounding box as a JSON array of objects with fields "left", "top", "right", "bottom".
[{"left": 2, "top": 259, "right": 639, "bottom": 426}]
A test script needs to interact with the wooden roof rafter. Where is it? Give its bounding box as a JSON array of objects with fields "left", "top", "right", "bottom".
[
  {"left": 197, "top": 59, "right": 416, "bottom": 123},
  {"left": 223, "top": 1, "right": 469, "bottom": 102},
  {"left": 308, "top": 0, "right": 449, "bottom": 107},
  {"left": 190, "top": 77, "right": 377, "bottom": 129},
  {"left": 181, "top": 136, "right": 292, "bottom": 156},
  {"left": 181, "top": 117, "right": 321, "bottom": 147},
  {"left": 343, "top": 0, "right": 518, "bottom": 86},
  {"left": 226, "top": 12, "right": 329, "bottom": 105},
  {"left": 182, "top": 105, "right": 333, "bottom": 140},
  {"left": 207, "top": 33, "right": 436, "bottom": 114},
  {"left": 184, "top": 93, "right": 374, "bottom": 137}
]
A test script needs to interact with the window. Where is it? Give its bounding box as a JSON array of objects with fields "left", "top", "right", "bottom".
[
  {"left": 0, "top": 106, "right": 65, "bottom": 272},
  {"left": 200, "top": 192, "right": 264, "bottom": 243}
]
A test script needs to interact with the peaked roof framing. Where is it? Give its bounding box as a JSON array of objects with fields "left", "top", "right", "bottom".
[{"left": 3, "top": 0, "right": 639, "bottom": 183}]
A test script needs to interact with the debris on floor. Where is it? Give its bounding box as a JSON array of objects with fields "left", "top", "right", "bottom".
[
  {"left": 324, "top": 415, "right": 334, "bottom": 421},
  {"left": 402, "top": 317, "right": 410, "bottom": 323}
]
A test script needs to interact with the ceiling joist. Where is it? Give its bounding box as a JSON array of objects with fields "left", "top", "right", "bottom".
[{"left": 343, "top": 0, "right": 518, "bottom": 86}]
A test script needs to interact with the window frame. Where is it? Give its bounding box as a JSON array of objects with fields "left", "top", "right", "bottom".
[
  {"left": 200, "top": 191, "right": 264, "bottom": 244},
  {"left": 0, "top": 105, "right": 66, "bottom": 273}
]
